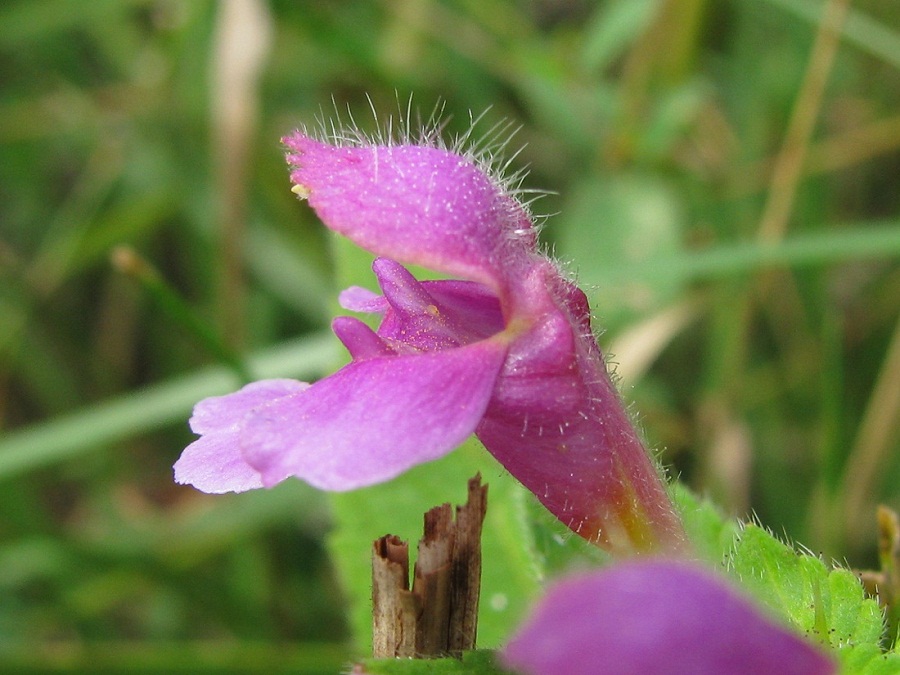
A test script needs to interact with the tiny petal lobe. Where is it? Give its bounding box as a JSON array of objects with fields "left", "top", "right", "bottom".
[
  {"left": 189, "top": 379, "right": 309, "bottom": 434},
  {"left": 339, "top": 285, "right": 386, "bottom": 313},
  {"left": 175, "top": 380, "right": 310, "bottom": 493}
]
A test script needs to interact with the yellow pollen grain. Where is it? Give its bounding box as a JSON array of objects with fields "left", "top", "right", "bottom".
[
  {"left": 291, "top": 184, "right": 311, "bottom": 199},
  {"left": 426, "top": 304, "right": 440, "bottom": 317}
]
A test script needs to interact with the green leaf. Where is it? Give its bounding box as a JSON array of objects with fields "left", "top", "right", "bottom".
[
  {"left": 581, "top": 0, "right": 662, "bottom": 72},
  {"left": 728, "top": 524, "right": 895, "bottom": 673},
  {"left": 839, "top": 643, "right": 900, "bottom": 675},
  {"left": 758, "top": 0, "right": 900, "bottom": 71},
  {"left": 356, "top": 649, "right": 508, "bottom": 674},
  {"left": 517, "top": 487, "right": 609, "bottom": 577},
  {"left": 673, "top": 489, "right": 900, "bottom": 672},
  {"left": 0, "top": 333, "right": 337, "bottom": 480},
  {"left": 592, "top": 221, "right": 900, "bottom": 288},
  {"left": 0, "top": 641, "right": 350, "bottom": 673},
  {"left": 328, "top": 440, "right": 542, "bottom": 655},
  {"left": 671, "top": 483, "right": 740, "bottom": 565},
  {"left": 555, "top": 173, "right": 686, "bottom": 329}
]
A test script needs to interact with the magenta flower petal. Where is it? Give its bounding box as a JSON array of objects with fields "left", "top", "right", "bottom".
[
  {"left": 175, "top": 434, "right": 264, "bottom": 494},
  {"left": 284, "top": 134, "right": 537, "bottom": 290},
  {"left": 240, "top": 339, "right": 508, "bottom": 491},
  {"left": 177, "top": 127, "right": 691, "bottom": 555},
  {"left": 174, "top": 380, "right": 309, "bottom": 493},
  {"left": 282, "top": 132, "right": 689, "bottom": 553},
  {"left": 501, "top": 561, "right": 836, "bottom": 675}
]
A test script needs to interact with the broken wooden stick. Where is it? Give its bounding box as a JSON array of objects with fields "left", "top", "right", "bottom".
[{"left": 371, "top": 474, "right": 488, "bottom": 658}]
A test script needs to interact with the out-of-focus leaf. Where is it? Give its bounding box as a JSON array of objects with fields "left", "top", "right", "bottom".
[
  {"left": 591, "top": 220, "right": 900, "bottom": 288},
  {"left": 555, "top": 173, "right": 685, "bottom": 328},
  {"left": 760, "top": 0, "right": 900, "bottom": 71},
  {"left": 518, "top": 487, "right": 609, "bottom": 578},
  {"left": 0, "top": 333, "right": 337, "bottom": 480},
  {"left": 581, "top": 0, "right": 662, "bottom": 72},
  {"left": 0, "top": 641, "right": 350, "bottom": 673},
  {"left": 635, "top": 80, "right": 708, "bottom": 160},
  {"left": 245, "top": 225, "right": 332, "bottom": 323},
  {"left": 0, "top": 0, "right": 147, "bottom": 48}
]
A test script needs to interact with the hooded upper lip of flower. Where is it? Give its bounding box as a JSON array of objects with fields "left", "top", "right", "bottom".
[{"left": 174, "top": 127, "right": 686, "bottom": 556}]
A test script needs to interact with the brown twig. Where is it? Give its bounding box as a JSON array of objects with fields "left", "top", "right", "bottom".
[{"left": 371, "top": 475, "right": 488, "bottom": 658}]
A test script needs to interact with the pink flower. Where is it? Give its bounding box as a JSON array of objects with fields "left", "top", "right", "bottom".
[
  {"left": 501, "top": 560, "right": 836, "bottom": 675},
  {"left": 174, "top": 129, "right": 686, "bottom": 556}
]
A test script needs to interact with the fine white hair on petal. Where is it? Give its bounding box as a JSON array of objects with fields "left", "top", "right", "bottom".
[{"left": 298, "top": 95, "right": 553, "bottom": 227}]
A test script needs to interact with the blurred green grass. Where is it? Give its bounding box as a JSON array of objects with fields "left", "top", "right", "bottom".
[{"left": 1, "top": 0, "right": 898, "bottom": 667}]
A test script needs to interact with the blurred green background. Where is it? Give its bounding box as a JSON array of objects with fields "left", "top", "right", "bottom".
[{"left": 1, "top": 0, "right": 899, "bottom": 670}]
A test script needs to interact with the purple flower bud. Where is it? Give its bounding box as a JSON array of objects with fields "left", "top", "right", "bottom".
[
  {"left": 174, "top": 129, "right": 687, "bottom": 555},
  {"left": 501, "top": 560, "right": 836, "bottom": 675}
]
